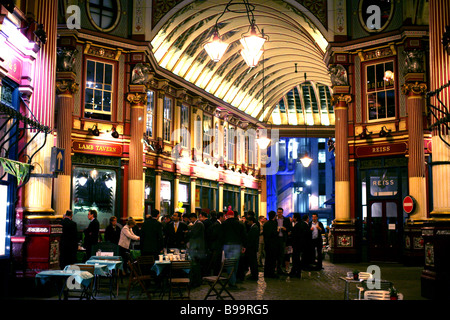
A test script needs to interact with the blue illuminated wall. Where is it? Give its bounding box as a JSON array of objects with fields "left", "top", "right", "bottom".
[{"left": 266, "top": 137, "right": 335, "bottom": 226}]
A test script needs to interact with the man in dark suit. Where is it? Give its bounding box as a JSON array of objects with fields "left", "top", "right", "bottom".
[
  {"left": 309, "top": 213, "right": 325, "bottom": 270},
  {"left": 222, "top": 210, "right": 247, "bottom": 287},
  {"left": 289, "top": 212, "right": 307, "bottom": 278},
  {"left": 275, "top": 208, "right": 292, "bottom": 274},
  {"left": 186, "top": 212, "right": 205, "bottom": 287},
  {"left": 60, "top": 210, "right": 78, "bottom": 268},
  {"left": 165, "top": 211, "right": 188, "bottom": 249},
  {"left": 207, "top": 211, "right": 225, "bottom": 275},
  {"left": 104, "top": 216, "right": 121, "bottom": 244},
  {"left": 140, "top": 209, "right": 164, "bottom": 261},
  {"left": 245, "top": 215, "right": 260, "bottom": 281},
  {"left": 263, "top": 211, "right": 278, "bottom": 278},
  {"left": 83, "top": 209, "right": 99, "bottom": 259}
]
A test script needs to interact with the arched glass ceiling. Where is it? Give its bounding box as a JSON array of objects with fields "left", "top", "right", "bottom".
[
  {"left": 151, "top": 0, "right": 332, "bottom": 126},
  {"left": 270, "top": 82, "right": 334, "bottom": 126}
]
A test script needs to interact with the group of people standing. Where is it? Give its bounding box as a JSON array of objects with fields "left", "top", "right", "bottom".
[
  {"left": 262, "top": 209, "right": 325, "bottom": 279},
  {"left": 59, "top": 206, "right": 326, "bottom": 288}
]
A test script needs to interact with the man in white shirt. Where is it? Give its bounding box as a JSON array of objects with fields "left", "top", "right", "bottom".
[{"left": 309, "top": 213, "right": 325, "bottom": 270}]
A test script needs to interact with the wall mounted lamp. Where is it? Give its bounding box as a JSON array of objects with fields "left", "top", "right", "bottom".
[
  {"left": 88, "top": 125, "right": 100, "bottom": 136},
  {"left": 359, "top": 127, "right": 373, "bottom": 139},
  {"left": 379, "top": 126, "right": 391, "bottom": 137},
  {"left": 110, "top": 126, "right": 119, "bottom": 139}
]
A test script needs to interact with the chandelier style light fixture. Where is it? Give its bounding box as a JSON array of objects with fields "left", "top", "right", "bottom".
[{"left": 203, "top": 0, "right": 267, "bottom": 68}]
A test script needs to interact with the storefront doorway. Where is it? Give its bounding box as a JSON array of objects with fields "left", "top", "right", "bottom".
[
  {"left": 367, "top": 200, "right": 402, "bottom": 261},
  {"left": 358, "top": 157, "right": 408, "bottom": 262}
]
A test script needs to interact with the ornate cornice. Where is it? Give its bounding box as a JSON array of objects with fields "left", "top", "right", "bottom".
[
  {"left": 126, "top": 92, "right": 147, "bottom": 105},
  {"left": 331, "top": 94, "right": 352, "bottom": 106},
  {"left": 56, "top": 80, "right": 79, "bottom": 95},
  {"left": 401, "top": 82, "right": 427, "bottom": 96}
]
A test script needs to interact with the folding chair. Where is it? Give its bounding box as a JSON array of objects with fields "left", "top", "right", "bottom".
[
  {"left": 65, "top": 264, "right": 95, "bottom": 300},
  {"left": 169, "top": 260, "right": 191, "bottom": 300},
  {"left": 202, "top": 258, "right": 237, "bottom": 300},
  {"left": 126, "top": 259, "right": 153, "bottom": 300}
]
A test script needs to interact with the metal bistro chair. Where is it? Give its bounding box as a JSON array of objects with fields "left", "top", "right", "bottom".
[
  {"left": 169, "top": 260, "right": 191, "bottom": 300},
  {"left": 65, "top": 264, "right": 95, "bottom": 300},
  {"left": 363, "top": 290, "right": 404, "bottom": 300},
  {"left": 202, "top": 258, "right": 237, "bottom": 300},
  {"left": 126, "top": 256, "right": 155, "bottom": 300},
  {"left": 357, "top": 280, "right": 394, "bottom": 300}
]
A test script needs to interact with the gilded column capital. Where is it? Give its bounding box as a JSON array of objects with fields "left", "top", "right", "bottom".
[
  {"left": 331, "top": 94, "right": 352, "bottom": 106},
  {"left": 127, "top": 92, "right": 147, "bottom": 105},
  {"left": 401, "top": 82, "right": 427, "bottom": 96},
  {"left": 56, "top": 79, "right": 79, "bottom": 95}
]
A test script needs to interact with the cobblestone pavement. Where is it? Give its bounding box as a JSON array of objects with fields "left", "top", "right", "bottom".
[{"left": 17, "top": 257, "right": 428, "bottom": 301}]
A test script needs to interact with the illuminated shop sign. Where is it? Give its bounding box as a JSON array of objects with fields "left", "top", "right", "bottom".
[
  {"left": 73, "top": 141, "right": 122, "bottom": 156},
  {"left": 355, "top": 143, "right": 407, "bottom": 158},
  {"left": 370, "top": 176, "right": 398, "bottom": 196}
]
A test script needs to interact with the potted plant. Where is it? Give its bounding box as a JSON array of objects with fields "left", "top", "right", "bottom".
[
  {"left": 389, "top": 287, "right": 399, "bottom": 300},
  {"left": 352, "top": 270, "right": 359, "bottom": 280}
]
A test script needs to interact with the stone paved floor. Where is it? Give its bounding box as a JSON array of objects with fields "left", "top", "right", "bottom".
[{"left": 15, "top": 257, "right": 428, "bottom": 301}]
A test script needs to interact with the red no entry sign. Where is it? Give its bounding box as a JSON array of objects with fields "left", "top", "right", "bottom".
[{"left": 403, "top": 196, "right": 416, "bottom": 214}]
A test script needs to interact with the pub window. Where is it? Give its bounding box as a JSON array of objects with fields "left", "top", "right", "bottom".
[
  {"left": 223, "top": 127, "right": 227, "bottom": 161},
  {"left": 203, "top": 114, "right": 212, "bottom": 156},
  {"left": 145, "top": 90, "right": 154, "bottom": 138},
  {"left": 247, "top": 130, "right": 256, "bottom": 167},
  {"left": 214, "top": 123, "right": 219, "bottom": 157},
  {"left": 366, "top": 61, "right": 395, "bottom": 121},
  {"left": 195, "top": 115, "right": 202, "bottom": 151},
  {"left": 228, "top": 126, "right": 235, "bottom": 163},
  {"left": 180, "top": 104, "right": 189, "bottom": 148},
  {"left": 163, "top": 96, "right": 173, "bottom": 142},
  {"left": 87, "top": 0, "right": 121, "bottom": 32},
  {"left": 236, "top": 129, "right": 243, "bottom": 164},
  {"left": 84, "top": 59, "right": 114, "bottom": 121}
]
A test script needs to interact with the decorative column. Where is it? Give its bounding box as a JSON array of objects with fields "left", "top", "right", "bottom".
[
  {"left": 401, "top": 76, "right": 428, "bottom": 265},
  {"left": 240, "top": 186, "right": 246, "bottom": 216},
  {"left": 53, "top": 72, "right": 78, "bottom": 216},
  {"left": 20, "top": 0, "right": 61, "bottom": 277},
  {"left": 155, "top": 170, "right": 162, "bottom": 211},
  {"left": 218, "top": 181, "right": 224, "bottom": 213},
  {"left": 421, "top": 0, "right": 450, "bottom": 299},
  {"left": 190, "top": 177, "right": 196, "bottom": 213},
  {"left": 328, "top": 88, "right": 357, "bottom": 262},
  {"left": 174, "top": 173, "right": 180, "bottom": 211},
  {"left": 126, "top": 89, "right": 146, "bottom": 220}
]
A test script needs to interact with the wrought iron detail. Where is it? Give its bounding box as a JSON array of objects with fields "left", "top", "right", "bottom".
[
  {"left": 0, "top": 101, "right": 51, "bottom": 187},
  {"left": 426, "top": 80, "right": 450, "bottom": 148}
]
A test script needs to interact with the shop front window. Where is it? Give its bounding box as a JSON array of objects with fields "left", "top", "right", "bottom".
[
  {"left": 72, "top": 167, "right": 117, "bottom": 229},
  {"left": 160, "top": 180, "right": 172, "bottom": 217}
]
